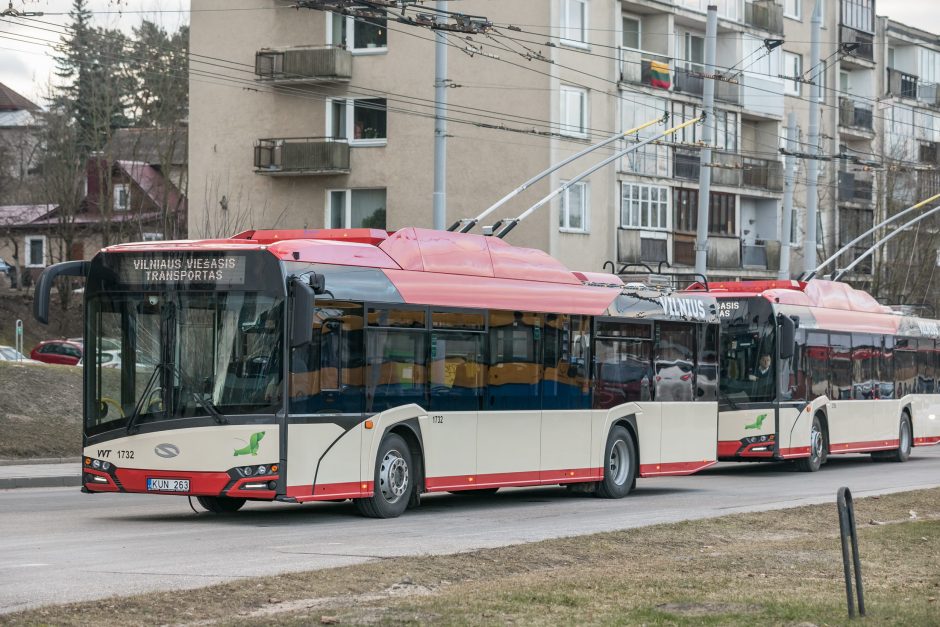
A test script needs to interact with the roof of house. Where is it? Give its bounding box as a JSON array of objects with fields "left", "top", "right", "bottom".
[
  {"left": 0, "top": 204, "right": 55, "bottom": 227},
  {"left": 0, "top": 82, "right": 40, "bottom": 112},
  {"left": 115, "top": 160, "right": 186, "bottom": 214},
  {"left": 0, "top": 109, "right": 37, "bottom": 128}
]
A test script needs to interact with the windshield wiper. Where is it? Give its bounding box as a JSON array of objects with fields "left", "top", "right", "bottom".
[
  {"left": 164, "top": 361, "right": 228, "bottom": 425},
  {"left": 126, "top": 364, "right": 164, "bottom": 434}
]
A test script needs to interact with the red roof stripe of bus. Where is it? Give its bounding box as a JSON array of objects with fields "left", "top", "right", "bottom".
[
  {"left": 385, "top": 269, "right": 618, "bottom": 315},
  {"left": 699, "top": 279, "right": 893, "bottom": 314}
]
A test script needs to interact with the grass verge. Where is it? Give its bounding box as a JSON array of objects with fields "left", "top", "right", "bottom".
[
  {"left": 6, "top": 488, "right": 940, "bottom": 625},
  {"left": 0, "top": 361, "right": 82, "bottom": 459}
]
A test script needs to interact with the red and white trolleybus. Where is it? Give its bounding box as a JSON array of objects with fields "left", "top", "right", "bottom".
[
  {"left": 686, "top": 279, "right": 940, "bottom": 471},
  {"left": 35, "top": 227, "right": 722, "bottom": 517}
]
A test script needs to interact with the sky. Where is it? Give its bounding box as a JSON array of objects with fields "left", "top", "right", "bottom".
[
  {"left": 0, "top": 0, "right": 938, "bottom": 107},
  {"left": 0, "top": 0, "right": 189, "bottom": 105}
]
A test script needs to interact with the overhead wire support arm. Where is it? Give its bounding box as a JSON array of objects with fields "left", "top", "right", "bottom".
[
  {"left": 489, "top": 115, "right": 703, "bottom": 239},
  {"left": 450, "top": 113, "right": 668, "bottom": 233}
]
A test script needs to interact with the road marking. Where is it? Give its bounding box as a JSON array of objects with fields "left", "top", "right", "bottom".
[{"left": 4, "top": 563, "right": 49, "bottom": 569}]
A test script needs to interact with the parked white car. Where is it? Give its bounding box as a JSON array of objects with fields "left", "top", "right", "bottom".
[{"left": 0, "top": 346, "right": 43, "bottom": 365}]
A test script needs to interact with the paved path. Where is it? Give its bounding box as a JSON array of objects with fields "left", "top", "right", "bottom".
[
  {"left": 0, "top": 462, "right": 80, "bottom": 489},
  {"left": 2, "top": 448, "right": 939, "bottom": 615}
]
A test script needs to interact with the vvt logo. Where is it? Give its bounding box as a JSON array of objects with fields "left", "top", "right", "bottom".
[{"left": 154, "top": 443, "right": 180, "bottom": 458}]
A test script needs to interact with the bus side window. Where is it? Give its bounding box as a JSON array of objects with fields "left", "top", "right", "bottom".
[
  {"left": 542, "top": 314, "right": 591, "bottom": 410},
  {"left": 895, "top": 338, "right": 917, "bottom": 397},
  {"left": 804, "top": 331, "right": 829, "bottom": 402},
  {"left": 880, "top": 336, "right": 895, "bottom": 399},
  {"left": 695, "top": 324, "right": 718, "bottom": 402},
  {"left": 654, "top": 322, "right": 695, "bottom": 402},
  {"left": 487, "top": 311, "right": 541, "bottom": 411}
]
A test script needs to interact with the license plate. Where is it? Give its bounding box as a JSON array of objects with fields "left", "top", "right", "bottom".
[{"left": 147, "top": 478, "right": 190, "bottom": 492}]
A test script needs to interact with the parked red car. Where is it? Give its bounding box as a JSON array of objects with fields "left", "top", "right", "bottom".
[{"left": 30, "top": 340, "right": 83, "bottom": 366}]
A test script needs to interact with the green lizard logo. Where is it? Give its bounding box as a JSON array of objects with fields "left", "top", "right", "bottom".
[
  {"left": 745, "top": 413, "right": 768, "bottom": 430},
  {"left": 234, "top": 431, "right": 265, "bottom": 456}
]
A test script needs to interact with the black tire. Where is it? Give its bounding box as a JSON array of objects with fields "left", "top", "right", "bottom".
[
  {"left": 196, "top": 496, "right": 246, "bottom": 513},
  {"left": 355, "top": 433, "right": 413, "bottom": 518},
  {"left": 795, "top": 414, "right": 827, "bottom": 473},
  {"left": 888, "top": 412, "right": 913, "bottom": 462},
  {"left": 595, "top": 426, "right": 636, "bottom": 499},
  {"left": 448, "top": 488, "right": 499, "bottom": 496}
]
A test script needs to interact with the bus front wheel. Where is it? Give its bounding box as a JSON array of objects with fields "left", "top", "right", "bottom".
[
  {"left": 355, "top": 433, "right": 413, "bottom": 518},
  {"left": 196, "top": 496, "right": 246, "bottom": 514},
  {"left": 795, "top": 414, "right": 827, "bottom": 473},
  {"left": 595, "top": 426, "right": 636, "bottom": 499}
]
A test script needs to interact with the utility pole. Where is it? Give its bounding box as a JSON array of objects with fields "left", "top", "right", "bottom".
[
  {"left": 432, "top": 0, "right": 448, "bottom": 230},
  {"left": 779, "top": 113, "right": 798, "bottom": 279},
  {"left": 694, "top": 5, "right": 718, "bottom": 276},
  {"left": 803, "top": 0, "right": 822, "bottom": 274}
]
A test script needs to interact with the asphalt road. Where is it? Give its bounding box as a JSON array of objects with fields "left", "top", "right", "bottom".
[{"left": 2, "top": 448, "right": 940, "bottom": 615}]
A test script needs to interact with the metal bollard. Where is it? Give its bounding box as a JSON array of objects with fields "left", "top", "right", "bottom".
[{"left": 837, "top": 486, "right": 865, "bottom": 618}]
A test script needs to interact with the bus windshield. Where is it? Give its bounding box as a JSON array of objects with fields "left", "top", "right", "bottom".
[
  {"left": 87, "top": 291, "right": 284, "bottom": 434},
  {"left": 719, "top": 308, "right": 776, "bottom": 404}
]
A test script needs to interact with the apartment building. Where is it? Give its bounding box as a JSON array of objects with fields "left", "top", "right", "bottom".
[{"left": 189, "top": 0, "right": 932, "bottom": 281}]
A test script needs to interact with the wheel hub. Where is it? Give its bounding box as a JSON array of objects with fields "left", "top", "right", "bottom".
[
  {"left": 609, "top": 439, "right": 630, "bottom": 485},
  {"left": 379, "top": 450, "right": 409, "bottom": 503}
]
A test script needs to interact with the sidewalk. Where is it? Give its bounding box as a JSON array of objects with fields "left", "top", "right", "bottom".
[{"left": 0, "top": 460, "right": 82, "bottom": 489}]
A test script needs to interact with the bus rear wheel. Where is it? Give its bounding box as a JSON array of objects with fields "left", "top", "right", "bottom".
[
  {"left": 596, "top": 426, "right": 636, "bottom": 499},
  {"left": 355, "top": 433, "right": 413, "bottom": 519},
  {"left": 874, "top": 412, "right": 912, "bottom": 463},
  {"left": 795, "top": 414, "right": 827, "bottom": 473},
  {"left": 196, "top": 496, "right": 246, "bottom": 513}
]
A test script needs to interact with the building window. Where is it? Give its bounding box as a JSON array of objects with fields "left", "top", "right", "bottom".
[
  {"left": 784, "top": 52, "right": 802, "bottom": 96},
  {"left": 621, "top": 183, "right": 669, "bottom": 230},
  {"left": 712, "top": 110, "right": 739, "bottom": 152},
  {"left": 113, "top": 184, "right": 129, "bottom": 211},
  {"left": 142, "top": 232, "right": 164, "bottom": 241},
  {"left": 561, "top": 0, "right": 588, "bottom": 47},
  {"left": 622, "top": 15, "right": 640, "bottom": 49},
  {"left": 25, "top": 236, "right": 46, "bottom": 268},
  {"left": 790, "top": 208, "right": 800, "bottom": 245},
  {"left": 559, "top": 181, "right": 589, "bottom": 232},
  {"left": 326, "top": 189, "right": 387, "bottom": 229},
  {"left": 842, "top": 0, "right": 874, "bottom": 33},
  {"left": 784, "top": 0, "right": 801, "bottom": 20},
  {"left": 684, "top": 32, "right": 704, "bottom": 71},
  {"left": 816, "top": 60, "right": 827, "bottom": 101},
  {"left": 328, "top": 12, "right": 387, "bottom": 52},
  {"left": 673, "top": 189, "right": 736, "bottom": 235},
  {"left": 560, "top": 86, "right": 588, "bottom": 138},
  {"left": 328, "top": 98, "right": 387, "bottom": 145}
]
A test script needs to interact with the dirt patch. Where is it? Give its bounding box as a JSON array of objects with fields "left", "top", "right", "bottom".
[
  {"left": 0, "top": 361, "right": 82, "bottom": 458},
  {"left": 4, "top": 488, "right": 940, "bottom": 626}
]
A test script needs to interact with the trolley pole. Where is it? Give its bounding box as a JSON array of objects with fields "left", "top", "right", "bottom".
[
  {"left": 432, "top": 0, "right": 448, "bottom": 230},
  {"left": 804, "top": 0, "right": 822, "bottom": 273},
  {"left": 779, "top": 113, "right": 798, "bottom": 279},
  {"left": 694, "top": 5, "right": 718, "bottom": 276}
]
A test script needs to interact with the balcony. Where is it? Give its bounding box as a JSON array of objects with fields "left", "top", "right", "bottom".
[
  {"left": 742, "top": 156, "right": 783, "bottom": 191},
  {"left": 918, "top": 170, "right": 940, "bottom": 199},
  {"left": 673, "top": 65, "right": 739, "bottom": 104},
  {"left": 620, "top": 48, "right": 672, "bottom": 90},
  {"left": 254, "top": 138, "right": 350, "bottom": 176},
  {"left": 839, "top": 26, "right": 874, "bottom": 65},
  {"left": 886, "top": 68, "right": 940, "bottom": 107},
  {"left": 838, "top": 171, "right": 874, "bottom": 204},
  {"left": 741, "top": 240, "right": 781, "bottom": 271},
  {"left": 744, "top": 0, "right": 784, "bottom": 34},
  {"left": 839, "top": 98, "right": 873, "bottom": 133},
  {"left": 674, "top": 148, "right": 700, "bottom": 180},
  {"left": 255, "top": 46, "right": 352, "bottom": 85}
]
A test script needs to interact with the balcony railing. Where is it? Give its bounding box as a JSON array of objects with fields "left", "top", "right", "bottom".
[
  {"left": 886, "top": 68, "right": 940, "bottom": 107},
  {"left": 674, "top": 148, "right": 701, "bottom": 180},
  {"left": 254, "top": 138, "right": 350, "bottom": 176},
  {"left": 839, "top": 98, "right": 873, "bottom": 131},
  {"left": 711, "top": 151, "right": 741, "bottom": 187},
  {"left": 840, "top": 26, "right": 874, "bottom": 62},
  {"left": 838, "top": 171, "right": 874, "bottom": 204},
  {"left": 673, "top": 65, "right": 739, "bottom": 104},
  {"left": 918, "top": 170, "right": 940, "bottom": 199},
  {"left": 620, "top": 48, "right": 672, "bottom": 90},
  {"left": 255, "top": 46, "right": 352, "bottom": 84},
  {"left": 744, "top": 0, "right": 784, "bottom": 34},
  {"left": 742, "top": 156, "right": 783, "bottom": 191}
]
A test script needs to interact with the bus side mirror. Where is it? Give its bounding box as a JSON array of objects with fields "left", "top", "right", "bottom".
[
  {"left": 33, "top": 260, "right": 90, "bottom": 325},
  {"left": 778, "top": 314, "right": 796, "bottom": 360},
  {"left": 290, "top": 278, "right": 315, "bottom": 348}
]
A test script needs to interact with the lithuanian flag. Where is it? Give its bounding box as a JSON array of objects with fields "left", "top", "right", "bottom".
[{"left": 649, "top": 60, "right": 670, "bottom": 90}]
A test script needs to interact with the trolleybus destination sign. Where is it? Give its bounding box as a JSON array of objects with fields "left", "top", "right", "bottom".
[{"left": 117, "top": 254, "right": 247, "bottom": 286}]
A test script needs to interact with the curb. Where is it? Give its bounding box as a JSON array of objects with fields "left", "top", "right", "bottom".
[
  {"left": 0, "top": 475, "right": 82, "bottom": 490},
  {"left": 0, "top": 457, "right": 80, "bottom": 467}
]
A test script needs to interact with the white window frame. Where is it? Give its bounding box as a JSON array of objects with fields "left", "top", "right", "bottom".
[
  {"left": 783, "top": 51, "right": 802, "bottom": 96},
  {"left": 622, "top": 14, "right": 641, "bottom": 51},
  {"left": 25, "top": 235, "right": 46, "bottom": 268},
  {"left": 559, "top": 181, "right": 589, "bottom": 233},
  {"left": 325, "top": 11, "right": 388, "bottom": 55},
  {"left": 560, "top": 85, "right": 588, "bottom": 139},
  {"left": 326, "top": 98, "right": 388, "bottom": 147},
  {"left": 113, "top": 183, "right": 130, "bottom": 211},
  {"left": 784, "top": 0, "right": 801, "bottom": 20},
  {"left": 142, "top": 232, "right": 164, "bottom": 241},
  {"left": 620, "top": 183, "right": 670, "bottom": 231},
  {"left": 325, "top": 188, "right": 387, "bottom": 228},
  {"left": 560, "top": 0, "right": 589, "bottom": 49}
]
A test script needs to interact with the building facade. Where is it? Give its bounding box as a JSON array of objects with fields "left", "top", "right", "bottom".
[{"left": 188, "top": 0, "right": 937, "bottom": 282}]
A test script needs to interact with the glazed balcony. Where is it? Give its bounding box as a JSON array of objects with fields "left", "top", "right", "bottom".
[{"left": 744, "top": 0, "right": 784, "bottom": 34}]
